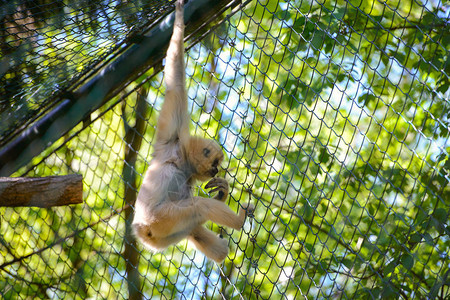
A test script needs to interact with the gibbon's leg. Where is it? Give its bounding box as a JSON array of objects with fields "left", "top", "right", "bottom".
[
  {"left": 134, "top": 223, "right": 188, "bottom": 250},
  {"left": 155, "top": 197, "right": 252, "bottom": 234},
  {"left": 205, "top": 177, "right": 229, "bottom": 202},
  {"left": 135, "top": 199, "right": 253, "bottom": 254},
  {"left": 188, "top": 225, "right": 229, "bottom": 263},
  {"left": 156, "top": 0, "right": 190, "bottom": 144}
]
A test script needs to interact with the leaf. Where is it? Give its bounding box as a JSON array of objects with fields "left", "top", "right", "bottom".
[
  {"left": 302, "top": 202, "right": 314, "bottom": 223},
  {"left": 423, "top": 233, "right": 434, "bottom": 245},
  {"left": 318, "top": 146, "right": 331, "bottom": 164},
  {"left": 436, "top": 152, "right": 448, "bottom": 162},
  {"left": 357, "top": 93, "right": 377, "bottom": 106},
  {"left": 429, "top": 281, "right": 443, "bottom": 299},
  {"left": 317, "top": 259, "right": 328, "bottom": 275},
  {"left": 433, "top": 208, "right": 447, "bottom": 224},
  {"left": 383, "top": 261, "right": 396, "bottom": 276},
  {"left": 409, "top": 232, "right": 422, "bottom": 243},
  {"left": 400, "top": 254, "right": 414, "bottom": 270},
  {"left": 304, "top": 242, "right": 314, "bottom": 254},
  {"left": 381, "top": 280, "right": 399, "bottom": 299},
  {"left": 342, "top": 258, "right": 354, "bottom": 269},
  {"left": 293, "top": 16, "right": 306, "bottom": 32},
  {"left": 311, "top": 30, "right": 325, "bottom": 50},
  {"left": 415, "top": 209, "right": 428, "bottom": 225},
  {"left": 377, "top": 230, "right": 391, "bottom": 247},
  {"left": 333, "top": 7, "right": 346, "bottom": 21}
]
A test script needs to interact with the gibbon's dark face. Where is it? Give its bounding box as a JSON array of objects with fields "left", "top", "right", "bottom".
[{"left": 187, "top": 137, "right": 224, "bottom": 181}]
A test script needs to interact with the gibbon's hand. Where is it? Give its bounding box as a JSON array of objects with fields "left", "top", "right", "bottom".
[
  {"left": 244, "top": 203, "right": 255, "bottom": 218},
  {"left": 205, "top": 177, "right": 229, "bottom": 201}
]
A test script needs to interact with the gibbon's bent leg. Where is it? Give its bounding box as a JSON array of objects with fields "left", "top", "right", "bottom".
[
  {"left": 134, "top": 223, "right": 188, "bottom": 250},
  {"left": 163, "top": 196, "right": 252, "bottom": 231},
  {"left": 134, "top": 198, "right": 253, "bottom": 250},
  {"left": 188, "top": 225, "right": 229, "bottom": 263},
  {"left": 156, "top": 0, "right": 189, "bottom": 146}
]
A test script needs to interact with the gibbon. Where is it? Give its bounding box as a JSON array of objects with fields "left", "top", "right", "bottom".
[{"left": 132, "top": 0, "right": 254, "bottom": 263}]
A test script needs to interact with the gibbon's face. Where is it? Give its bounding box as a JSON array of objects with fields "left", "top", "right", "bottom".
[{"left": 187, "top": 137, "right": 224, "bottom": 181}]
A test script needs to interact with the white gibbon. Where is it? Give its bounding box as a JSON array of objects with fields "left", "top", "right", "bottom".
[{"left": 132, "top": 0, "right": 254, "bottom": 263}]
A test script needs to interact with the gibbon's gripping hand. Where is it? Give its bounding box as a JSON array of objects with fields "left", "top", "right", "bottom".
[
  {"left": 205, "top": 177, "right": 229, "bottom": 201},
  {"left": 244, "top": 203, "right": 255, "bottom": 219}
]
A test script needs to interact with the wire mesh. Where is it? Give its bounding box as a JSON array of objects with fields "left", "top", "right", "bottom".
[
  {"left": 0, "top": 0, "right": 171, "bottom": 147},
  {"left": 1, "top": 0, "right": 449, "bottom": 299}
]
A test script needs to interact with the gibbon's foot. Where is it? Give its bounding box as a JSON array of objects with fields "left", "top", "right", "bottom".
[
  {"left": 177, "top": 0, "right": 185, "bottom": 8},
  {"left": 189, "top": 226, "right": 228, "bottom": 263},
  {"left": 205, "top": 177, "right": 229, "bottom": 201}
]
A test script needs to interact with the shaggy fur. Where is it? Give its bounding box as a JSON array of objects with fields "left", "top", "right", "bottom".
[{"left": 132, "top": 0, "right": 253, "bottom": 263}]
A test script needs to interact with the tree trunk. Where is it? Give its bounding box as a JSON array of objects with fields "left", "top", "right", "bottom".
[{"left": 122, "top": 86, "right": 148, "bottom": 300}]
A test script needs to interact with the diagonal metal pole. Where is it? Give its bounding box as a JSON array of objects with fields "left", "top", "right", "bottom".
[{"left": 0, "top": 0, "right": 239, "bottom": 176}]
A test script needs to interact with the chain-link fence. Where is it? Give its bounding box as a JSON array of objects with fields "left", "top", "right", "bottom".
[{"left": 1, "top": 0, "right": 449, "bottom": 299}]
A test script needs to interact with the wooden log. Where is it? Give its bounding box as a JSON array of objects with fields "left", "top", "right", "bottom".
[{"left": 0, "top": 174, "right": 83, "bottom": 207}]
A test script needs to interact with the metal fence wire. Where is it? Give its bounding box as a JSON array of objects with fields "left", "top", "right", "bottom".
[{"left": 0, "top": 0, "right": 449, "bottom": 299}]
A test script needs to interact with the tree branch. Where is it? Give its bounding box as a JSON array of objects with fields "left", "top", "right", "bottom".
[{"left": 0, "top": 174, "right": 83, "bottom": 207}]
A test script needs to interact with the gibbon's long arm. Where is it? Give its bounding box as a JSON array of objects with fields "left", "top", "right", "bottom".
[{"left": 156, "top": 1, "right": 190, "bottom": 146}]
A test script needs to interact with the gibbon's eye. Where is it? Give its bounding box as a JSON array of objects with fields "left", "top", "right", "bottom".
[{"left": 203, "top": 148, "right": 211, "bottom": 157}]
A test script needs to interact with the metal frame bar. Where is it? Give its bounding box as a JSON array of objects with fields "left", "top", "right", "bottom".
[{"left": 0, "top": 0, "right": 239, "bottom": 176}]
